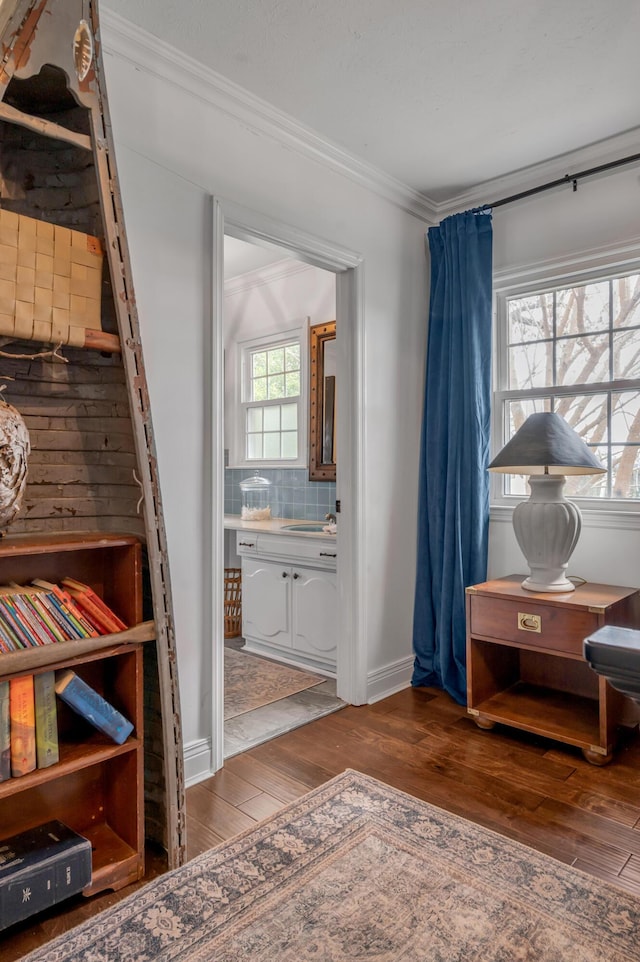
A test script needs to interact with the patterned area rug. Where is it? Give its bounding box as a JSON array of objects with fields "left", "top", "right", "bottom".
[
  {"left": 24, "top": 771, "right": 640, "bottom": 961},
  {"left": 224, "top": 648, "right": 325, "bottom": 719}
]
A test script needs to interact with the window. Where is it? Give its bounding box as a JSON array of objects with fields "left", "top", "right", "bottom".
[
  {"left": 236, "top": 330, "right": 306, "bottom": 466},
  {"left": 494, "top": 271, "right": 640, "bottom": 503}
]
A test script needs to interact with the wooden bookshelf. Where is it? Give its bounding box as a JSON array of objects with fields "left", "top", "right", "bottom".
[{"left": 0, "top": 534, "right": 149, "bottom": 894}]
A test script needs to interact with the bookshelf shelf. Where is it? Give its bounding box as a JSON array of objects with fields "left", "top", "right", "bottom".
[{"left": 0, "top": 535, "right": 148, "bottom": 896}]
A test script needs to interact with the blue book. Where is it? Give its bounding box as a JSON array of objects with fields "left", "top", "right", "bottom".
[{"left": 54, "top": 670, "right": 133, "bottom": 745}]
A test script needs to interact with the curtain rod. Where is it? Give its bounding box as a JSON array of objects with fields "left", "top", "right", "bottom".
[{"left": 479, "top": 151, "right": 640, "bottom": 211}]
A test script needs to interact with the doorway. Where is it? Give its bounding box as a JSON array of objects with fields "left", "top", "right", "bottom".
[
  {"left": 222, "top": 233, "right": 345, "bottom": 757},
  {"left": 209, "top": 197, "right": 366, "bottom": 774}
]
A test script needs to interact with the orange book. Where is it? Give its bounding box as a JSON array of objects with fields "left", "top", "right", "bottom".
[
  {"left": 60, "top": 578, "right": 127, "bottom": 633},
  {"left": 10, "top": 675, "right": 36, "bottom": 776}
]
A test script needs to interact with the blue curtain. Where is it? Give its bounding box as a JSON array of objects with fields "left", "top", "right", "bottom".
[{"left": 412, "top": 210, "right": 493, "bottom": 704}]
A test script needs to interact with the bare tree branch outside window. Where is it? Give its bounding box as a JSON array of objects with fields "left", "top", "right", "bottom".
[{"left": 502, "top": 273, "right": 640, "bottom": 500}]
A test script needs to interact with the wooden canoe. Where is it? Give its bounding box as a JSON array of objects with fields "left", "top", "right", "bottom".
[{"left": 0, "top": 0, "right": 185, "bottom": 868}]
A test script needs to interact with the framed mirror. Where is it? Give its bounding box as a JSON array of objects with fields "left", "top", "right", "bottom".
[{"left": 309, "top": 320, "right": 336, "bottom": 481}]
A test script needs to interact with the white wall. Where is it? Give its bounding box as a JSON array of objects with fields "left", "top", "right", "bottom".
[
  {"left": 488, "top": 162, "right": 640, "bottom": 585},
  {"left": 100, "top": 25, "right": 429, "bottom": 772},
  {"left": 101, "top": 15, "right": 640, "bottom": 781}
]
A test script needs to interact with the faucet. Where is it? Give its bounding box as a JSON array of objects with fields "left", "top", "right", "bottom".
[{"left": 325, "top": 512, "right": 336, "bottom": 524}]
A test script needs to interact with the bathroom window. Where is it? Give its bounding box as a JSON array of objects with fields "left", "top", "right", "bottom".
[
  {"left": 235, "top": 329, "right": 307, "bottom": 467},
  {"left": 494, "top": 270, "right": 640, "bottom": 504}
]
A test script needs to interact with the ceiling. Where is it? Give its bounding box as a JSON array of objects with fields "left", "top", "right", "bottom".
[
  {"left": 104, "top": 0, "right": 640, "bottom": 205},
  {"left": 224, "top": 236, "right": 291, "bottom": 280}
]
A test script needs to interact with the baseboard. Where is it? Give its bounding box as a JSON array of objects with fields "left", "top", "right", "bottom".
[
  {"left": 366, "top": 655, "right": 414, "bottom": 704},
  {"left": 183, "top": 737, "right": 213, "bottom": 787}
]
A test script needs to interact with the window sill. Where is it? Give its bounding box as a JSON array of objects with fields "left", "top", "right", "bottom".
[{"left": 490, "top": 503, "right": 640, "bottom": 530}]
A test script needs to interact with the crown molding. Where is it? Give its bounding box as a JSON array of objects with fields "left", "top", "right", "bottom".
[
  {"left": 224, "top": 258, "right": 314, "bottom": 296},
  {"left": 435, "top": 128, "right": 640, "bottom": 219},
  {"left": 99, "top": 9, "right": 438, "bottom": 225}
]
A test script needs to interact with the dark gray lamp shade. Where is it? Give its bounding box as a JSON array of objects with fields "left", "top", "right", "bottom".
[{"left": 488, "top": 412, "right": 605, "bottom": 476}]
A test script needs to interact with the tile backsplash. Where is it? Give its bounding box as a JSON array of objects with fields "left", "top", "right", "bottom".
[{"left": 224, "top": 467, "right": 336, "bottom": 521}]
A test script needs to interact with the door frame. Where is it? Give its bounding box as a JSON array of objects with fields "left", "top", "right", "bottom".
[{"left": 209, "top": 196, "right": 367, "bottom": 773}]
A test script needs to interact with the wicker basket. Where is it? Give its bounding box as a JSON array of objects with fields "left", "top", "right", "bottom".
[{"left": 224, "top": 567, "right": 242, "bottom": 639}]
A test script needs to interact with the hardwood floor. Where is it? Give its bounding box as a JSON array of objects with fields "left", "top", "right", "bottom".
[{"left": 4, "top": 685, "right": 640, "bottom": 959}]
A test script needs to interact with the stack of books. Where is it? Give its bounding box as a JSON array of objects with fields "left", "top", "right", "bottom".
[
  {"left": 0, "top": 578, "right": 133, "bottom": 781},
  {"left": 0, "top": 577, "right": 127, "bottom": 652}
]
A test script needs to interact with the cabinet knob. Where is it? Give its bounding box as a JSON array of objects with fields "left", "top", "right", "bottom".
[
  {"left": 293, "top": 572, "right": 300, "bottom": 580},
  {"left": 320, "top": 552, "right": 337, "bottom": 558},
  {"left": 282, "top": 571, "right": 288, "bottom": 578},
  {"left": 239, "top": 541, "right": 255, "bottom": 548}
]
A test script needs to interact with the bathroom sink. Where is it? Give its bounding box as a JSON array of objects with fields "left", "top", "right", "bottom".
[{"left": 280, "top": 523, "right": 328, "bottom": 532}]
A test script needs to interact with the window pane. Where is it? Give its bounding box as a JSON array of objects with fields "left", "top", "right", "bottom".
[
  {"left": 263, "top": 406, "right": 280, "bottom": 432},
  {"left": 611, "top": 445, "right": 640, "bottom": 499},
  {"left": 263, "top": 433, "right": 281, "bottom": 459},
  {"left": 508, "top": 340, "right": 553, "bottom": 389},
  {"left": 268, "top": 374, "right": 285, "bottom": 399},
  {"left": 281, "top": 431, "right": 298, "bottom": 459},
  {"left": 556, "top": 282, "right": 609, "bottom": 336},
  {"left": 252, "top": 351, "right": 267, "bottom": 378},
  {"left": 281, "top": 402, "right": 297, "bottom": 431},
  {"left": 504, "top": 474, "right": 530, "bottom": 497},
  {"left": 247, "top": 434, "right": 262, "bottom": 459},
  {"left": 267, "top": 348, "right": 285, "bottom": 375},
  {"left": 613, "top": 329, "right": 640, "bottom": 381},
  {"left": 554, "top": 393, "right": 608, "bottom": 444},
  {"left": 564, "top": 447, "right": 608, "bottom": 498},
  {"left": 285, "top": 345, "right": 300, "bottom": 371},
  {"left": 555, "top": 333, "right": 609, "bottom": 386},
  {"left": 285, "top": 371, "right": 300, "bottom": 397},
  {"left": 253, "top": 376, "right": 267, "bottom": 402},
  {"left": 508, "top": 294, "right": 553, "bottom": 343},
  {"left": 611, "top": 391, "right": 640, "bottom": 443},
  {"left": 247, "top": 407, "right": 263, "bottom": 432},
  {"left": 613, "top": 274, "right": 640, "bottom": 329}
]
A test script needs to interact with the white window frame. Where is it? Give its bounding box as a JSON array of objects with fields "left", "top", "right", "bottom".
[
  {"left": 230, "top": 325, "right": 308, "bottom": 469},
  {"left": 492, "top": 252, "right": 640, "bottom": 517}
]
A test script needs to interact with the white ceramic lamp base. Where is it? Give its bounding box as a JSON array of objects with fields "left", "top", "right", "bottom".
[{"left": 512, "top": 474, "right": 582, "bottom": 593}]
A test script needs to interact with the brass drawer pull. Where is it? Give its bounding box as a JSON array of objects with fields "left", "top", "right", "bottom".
[{"left": 518, "top": 612, "right": 541, "bottom": 633}]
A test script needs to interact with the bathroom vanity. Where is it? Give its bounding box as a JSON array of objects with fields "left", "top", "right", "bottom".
[{"left": 225, "top": 516, "right": 337, "bottom": 674}]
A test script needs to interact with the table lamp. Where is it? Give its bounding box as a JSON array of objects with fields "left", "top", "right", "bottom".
[{"left": 488, "top": 412, "right": 605, "bottom": 592}]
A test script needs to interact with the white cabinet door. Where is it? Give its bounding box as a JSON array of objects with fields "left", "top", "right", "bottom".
[
  {"left": 292, "top": 567, "right": 337, "bottom": 660},
  {"left": 242, "top": 557, "right": 291, "bottom": 647}
]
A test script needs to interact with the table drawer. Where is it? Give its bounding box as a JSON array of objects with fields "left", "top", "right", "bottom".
[{"left": 469, "top": 595, "right": 599, "bottom": 656}]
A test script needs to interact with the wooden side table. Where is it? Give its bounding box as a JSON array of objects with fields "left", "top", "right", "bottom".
[{"left": 465, "top": 575, "right": 640, "bottom": 764}]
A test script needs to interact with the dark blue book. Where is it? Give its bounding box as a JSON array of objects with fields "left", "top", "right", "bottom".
[
  {"left": 54, "top": 670, "right": 134, "bottom": 745},
  {"left": 0, "top": 820, "right": 91, "bottom": 929}
]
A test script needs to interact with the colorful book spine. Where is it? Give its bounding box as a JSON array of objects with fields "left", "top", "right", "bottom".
[
  {"left": 54, "top": 670, "right": 133, "bottom": 745},
  {"left": 0, "top": 618, "right": 17, "bottom": 653},
  {"left": 0, "top": 680, "right": 10, "bottom": 781},
  {"left": 0, "top": 820, "right": 92, "bottom": 930},
  {"left": 31, "top": 580, "right": 99, "bottom": 639},
  {"left": 10, "top": 594, "right": 52, "bottom": 646},
  {"left": 34, "top": 671, "right": 59, "bottom": 769},
  {"left": 61, "top": 578, "right": 127, "bottom": 633},
  {"left": 25, "top": 592, "right": 68, "bottom": 643},
  {"left": 0, "top": 598, "right": 31, "bottom": 649},
  {"left": 9, "top": 675, "right": 36, "bottom": 776},
  {"left": 36, "top": 593, "right": 84, "bottom": 640}
]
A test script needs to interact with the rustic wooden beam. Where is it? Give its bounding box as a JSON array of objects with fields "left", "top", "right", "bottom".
[
  {"left": 0, "top": 326, "right": 121, "bottom": 354},
  {"left": 0, "top": 101, "right": 92, "bottom": 151},
  {"left": 0, "top": 620, "right": 155, "bottom": 677}
]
